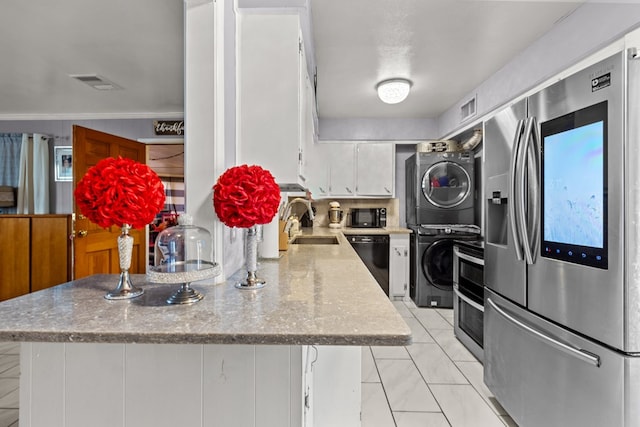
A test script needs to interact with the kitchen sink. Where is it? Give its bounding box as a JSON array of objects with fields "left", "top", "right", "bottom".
[{"left": 291, "top": 236, "right": 339, "bottom": 245}]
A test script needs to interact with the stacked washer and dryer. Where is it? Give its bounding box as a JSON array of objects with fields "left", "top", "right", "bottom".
[{"left": 406, "top": 139, "right": 480, "bottom": 308}]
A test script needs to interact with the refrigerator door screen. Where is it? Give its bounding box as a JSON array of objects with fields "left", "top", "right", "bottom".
[{"left": 540, "top": 101, "right": 608, "bottom": 269}]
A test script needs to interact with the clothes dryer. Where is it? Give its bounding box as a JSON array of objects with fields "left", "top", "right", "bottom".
[
  {"left": 406, "top": 151, "right": 475, "bottom": 225},
  {"left": 409, "top": 224, "right": 480, "bottom": 308}
]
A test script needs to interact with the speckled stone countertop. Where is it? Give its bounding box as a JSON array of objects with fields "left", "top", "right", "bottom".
[{"left": 0, "top": 232, "right": 411, "bottom": 346}]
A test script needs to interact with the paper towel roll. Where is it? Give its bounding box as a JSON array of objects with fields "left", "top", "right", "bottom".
[{"left": 260, "top": 215, "right": 280, "bottom": 259}]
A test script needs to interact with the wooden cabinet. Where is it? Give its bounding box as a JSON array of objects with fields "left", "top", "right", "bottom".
[
  {"left": 0, "top": 215, "right": 71, "bottom": 301},
  {"left": 389, "top": 234, "right": 409, "bottom": 299},
  {"left": 0, "top": 217, "right": 30, "bottom": 300},
  {"left": 238, "top": 13, "right": 311, "bottom": 189}
]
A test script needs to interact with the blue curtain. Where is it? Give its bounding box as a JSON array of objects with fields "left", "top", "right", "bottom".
[{"left": 0, "top": 133, "right": 23, "bottom": 214}]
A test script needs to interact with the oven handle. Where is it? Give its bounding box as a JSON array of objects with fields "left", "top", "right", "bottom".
[
  {"left": 487, "top": 297, "right": 601, "bottom": 367},
  {"left": 453, "top": 284, "right": 484, "bottom": 312},
  {"left": 453, "top": 247, "right": 484, "bottom": 266}
]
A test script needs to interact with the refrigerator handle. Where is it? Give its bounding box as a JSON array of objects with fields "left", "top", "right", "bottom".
[
  {"left": 487, "top": 297, "right": 601, "bottom": 367},
  {"left": 509, "top": 119, "right": 525, "bottom": 261},
  {"left": 528, "top": 117, "right": 541, "bottom": 263},
  {"left": 518, "top": 117, "right": 540, "bottom": 265}
]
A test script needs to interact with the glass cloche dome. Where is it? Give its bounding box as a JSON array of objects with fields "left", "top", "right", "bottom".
[{"left": 147, "top": 214, "right": 220, "bottom": 304}]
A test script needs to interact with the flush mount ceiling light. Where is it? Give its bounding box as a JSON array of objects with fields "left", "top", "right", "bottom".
[{"left": 376, "top": 78, "right": 412, "bottom": 104}]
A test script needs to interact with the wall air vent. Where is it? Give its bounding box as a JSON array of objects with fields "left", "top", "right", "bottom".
[
  {"left": 69, "top": 74, "right": 123, "bottom": 91},
  {"left": 460, "top": 95, "right": 477, "bottom": 122}
]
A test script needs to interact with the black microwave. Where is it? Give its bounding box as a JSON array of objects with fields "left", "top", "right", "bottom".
[{"left": 350, "top": 208, "right": 387, "bottom": 228}]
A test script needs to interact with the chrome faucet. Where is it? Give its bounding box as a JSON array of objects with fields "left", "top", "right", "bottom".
[{"left": 282, "top": 197, "right": 315, "bottom": 222}]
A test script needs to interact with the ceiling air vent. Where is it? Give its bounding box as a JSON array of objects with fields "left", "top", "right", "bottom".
[
  {"left": 70, "top": 74, "right": 122, "bottom": 91},
  {"left": 460, "top": 95, "right": 477, "bottom": 122}
]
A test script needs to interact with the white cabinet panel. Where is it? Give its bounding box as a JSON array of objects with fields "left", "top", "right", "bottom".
[
  {"left": 20, "top": 343, "right": 357, "bottom": 427},
  {"left": 22, "top": 343, "right": 65, "bottom": 427},
  {"left": 238, "top": 13, "right": 308, "bottom": 188},
  {"left": 328, "top": 144, "right": 356, "bottom": 196},
  {"left": 255, "top": 345, "right": 295, "bottom": 427},
  {"left": 356, "top": 143, "right": 394, "bottom": 197},
  {"left": 389, "top": 234, "right": 410, "bottom": 299},
  {"left": 66, "top": 343, "right": 124, "bottom": 427},
  {"left": 306, "top": 142, "right": 329, "bottom": 198},
  {"left": 203, "top": 345, "right": 256, "bottom": 427},
  {"left": 125, "top": 344, "right": 203, "bottom": 427},
  {"left": 312, "top": 346, "right": 361, "bottom": 427},
  {"left": 319, "top": 142, "right": 395, "bottom": 198}
]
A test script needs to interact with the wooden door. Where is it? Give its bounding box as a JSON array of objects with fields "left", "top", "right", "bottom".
[{"left": 72, "top": 126, "right": 147, "bottom": 280}]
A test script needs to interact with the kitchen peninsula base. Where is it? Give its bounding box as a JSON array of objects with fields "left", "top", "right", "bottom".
[
  {"left": 2, "top": 235, "right": 410, "bottom": 427},
  {"left": 20, "top": 342, "right": 360, "bottom": 427}
]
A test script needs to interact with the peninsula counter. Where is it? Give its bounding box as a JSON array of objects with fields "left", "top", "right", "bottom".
[{"left": 0, "top": 231, "right": 411, "bottom": 427}]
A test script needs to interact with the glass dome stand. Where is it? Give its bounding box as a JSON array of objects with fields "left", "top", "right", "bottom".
[{"left": 147, "top": 260, "right": 221, "bottom": 305}]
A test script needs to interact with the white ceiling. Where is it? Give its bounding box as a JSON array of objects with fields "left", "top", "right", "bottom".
[
  {"left": 0, "top": 0, "right": 184, "bottom": 119},
  {"left": 311, "top": 0, "right": 582, "bottom": 119},
  {"left": 0, "top": 0, "right": 583, "bottom": 120}
]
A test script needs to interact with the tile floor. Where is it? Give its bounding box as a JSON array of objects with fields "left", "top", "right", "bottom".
[
  {"left": 0, "top": 302, "right": 516, "bottom": 427},
  {"left": 0, "top": 342, "right": 19, "bottom": 427},
  {"left": 362, "top": 300, "right": 517, "bottom": 427}
]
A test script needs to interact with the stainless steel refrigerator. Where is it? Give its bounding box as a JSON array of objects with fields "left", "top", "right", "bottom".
[{"left": 483, "top": 49, "right": 640, "bottom": 426}]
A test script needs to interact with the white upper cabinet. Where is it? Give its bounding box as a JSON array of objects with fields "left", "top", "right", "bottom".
[
  {"left": 237, "top": 13, "right": 309, "bottom": 189},
  {"left": 356, "top": 143, "right": 394, "bottom": 197},
  {"left": 328, "top": 144, "right": 356, "bottom": 197},
  {"left": 309, "top": 142, "right": 394, "bottom": 199}
]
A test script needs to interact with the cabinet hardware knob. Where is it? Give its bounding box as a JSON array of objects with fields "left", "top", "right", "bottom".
[{"left": 77, "top": 230, "right": 88, "bottom": 237}]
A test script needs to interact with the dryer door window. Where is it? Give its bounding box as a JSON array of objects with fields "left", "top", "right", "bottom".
[
  {"left": 421, "top": 161, "right": 471, "bottom": 208},
  {"left": 423, "top": 239, "right": 454, "bottom": 290}
]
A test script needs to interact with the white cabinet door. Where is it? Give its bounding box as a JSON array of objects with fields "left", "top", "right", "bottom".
[
  {"left": 356, "top": 143, "right": 394, "bottom": 197},
  {"left": 328, "top": 144, "right": 356, "bottom": 197},
  {"left": 389, "top": 234, "right": 409, "bottom": 299},
  {"left": 237, "top": 13, "right": 305, "bottom": 187},
  {"left": 306, "top": 142, "right": 329, "bottom": 199},
  {"left": 298, "top": 39, "right": 309, "bottom": 183}
]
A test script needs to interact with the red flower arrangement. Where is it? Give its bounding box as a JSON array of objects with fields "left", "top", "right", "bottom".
[
  {"left": 213, "top": 164, "right": 281, "bottom": 228},
  {"left": 74, "top": 156, "right": 166, "bottom": 229}
]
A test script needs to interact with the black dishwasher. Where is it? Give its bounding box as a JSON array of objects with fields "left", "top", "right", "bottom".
[{"left": 347, "top": 235, "right": 389, "bottom": 295}]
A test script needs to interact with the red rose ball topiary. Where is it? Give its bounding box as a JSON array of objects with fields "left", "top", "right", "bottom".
[
  {"left": 213, "top": 164, "right": 281, "bottom": 228},
  {"left": 74, "top": 156, "right": 166, "bottom": 229}
]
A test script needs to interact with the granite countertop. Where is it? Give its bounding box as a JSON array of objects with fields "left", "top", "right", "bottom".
[{"left": 0, "top": 232, "right": 411, "bottom": 346}]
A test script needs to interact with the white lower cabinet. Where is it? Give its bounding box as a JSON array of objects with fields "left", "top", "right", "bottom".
[
  {"left": 20, "top": 342, "right": 361, "bottom": 427},
  {"left": 389, "top": 234, "right": 410, "bottom": 299}
]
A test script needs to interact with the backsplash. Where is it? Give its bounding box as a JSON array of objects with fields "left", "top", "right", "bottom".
[{"left": 286, "top": 196, "right": 400, "bottom": 228}]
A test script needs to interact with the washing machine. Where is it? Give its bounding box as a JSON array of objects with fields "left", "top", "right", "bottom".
[
  {"left": 406, "top": 151, "right": 475, "bottom": 225},
  {"left": 409, "top": 224, "right": 479, "bottom": 308}
]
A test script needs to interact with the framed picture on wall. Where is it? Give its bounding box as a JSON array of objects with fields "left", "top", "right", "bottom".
[{"left": 54, "top": 146, "right": 72, "bottom": 182}]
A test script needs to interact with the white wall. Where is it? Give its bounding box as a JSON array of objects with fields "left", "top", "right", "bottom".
[
  {"left": 319, "top": 117, "right": 439, "bottom": 141},
  {"left": 185, "top": 0, "right": 244, "bottom": 279},
  {"left": 437, "top": 3, "right": 640, "bottom": 137},
  {"left": 0, "top": 118, "right": 179, "bottom": 214}
]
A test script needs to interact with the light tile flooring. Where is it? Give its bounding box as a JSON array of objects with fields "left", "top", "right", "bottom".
[
  {"left": 0, "top": 342, "right": 19, "bottom": 427},
  {"left": 362, "top": 300, "right": 517, "bottom": 427},
  {"left": 0, "top": 302, "right": 516, "bottom": 427}
]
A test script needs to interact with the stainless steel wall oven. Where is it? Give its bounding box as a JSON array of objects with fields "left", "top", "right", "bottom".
[{"left": 453, "top": 241, "right": 484, "bottom": 362}]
